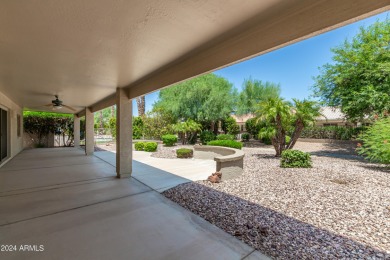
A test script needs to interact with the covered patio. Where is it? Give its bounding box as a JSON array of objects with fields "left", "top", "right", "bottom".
[
  {"left": 0, "top": 147, "right": 267, "bottom": 259},
  {"left": 0, "top": 0, "right": 389, "bottom": 259}
]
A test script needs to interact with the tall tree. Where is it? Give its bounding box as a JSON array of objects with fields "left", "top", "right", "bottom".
[
  {"left": 154, "top": 73, "right": 236, "bottom": 131},
  {"left": 136, "top": 96, "right": 146, "bottom": 116},
  {"left": 236, "top": 78, "right": 280, "bottom": 115},
  {"left": 313, "top": 18, "right": 390, "bottom": 121}
]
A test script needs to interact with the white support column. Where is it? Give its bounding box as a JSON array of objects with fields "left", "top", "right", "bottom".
[
  {"left": 116, "top": 88, "right": 132, "bottom": 178},
  {"left": 73, "top": 115, "right": 80, "bottom": 148},
  {"left": 85, "top": 107, "right": 94, "bottom": 155}
]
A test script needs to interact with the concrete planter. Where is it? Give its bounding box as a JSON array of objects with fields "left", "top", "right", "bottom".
[{"left": 194, "top": 145, "right": 244, "bottom": 181}]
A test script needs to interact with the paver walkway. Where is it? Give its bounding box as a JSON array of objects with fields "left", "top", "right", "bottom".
[{"left": 0, "top": 148, "right": 269, "bottom": 260}]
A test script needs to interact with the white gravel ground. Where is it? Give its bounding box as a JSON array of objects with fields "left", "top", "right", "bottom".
[{"left": 162, "top": 142, "right": 390, "bottom": 259}]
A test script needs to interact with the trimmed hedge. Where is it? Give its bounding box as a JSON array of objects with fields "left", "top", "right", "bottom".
[
  {"left": 162, "top": 134, "right": 177, "bottom": 146},
  {"left": 200, "top": 130, "right": 216, "bottom": 145},
  {"left": 301, "top": 126, "right": 366, "bottom": 140},
  {"left": 207, "top": 140, "right": 243, "bottom": 150},
  {"left": 216, "top": 134, "right": 235, "bottom": 140},
  {"left": 176, "top": 148, "right": 193, "bottom": 158},
  {"left": 281, "top": 150, "right": 312, "bottom": 168},
  {"left": 135, "top": 141, "right": 158, "bottom": 152},
  {"left": 135, "top": 142, "right": 145, "bottom": 151},
  {"left": 144, "top": 142, "right": 158, "bottom": 152}
]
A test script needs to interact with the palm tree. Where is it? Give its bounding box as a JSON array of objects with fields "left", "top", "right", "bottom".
[
  {"left": 136, "top": 96, "right": 145, "bottom": 116},
  {"left": 256, "top": 98, "right": 291, "bottom": 156},
  {"left": 256, "top": 97, "right": 320, "bottom": 157},
  {"left": 287, "top": 99, "right": 321, "bottom": 149},
  {"left": 173, "top": 119, "right": 202, "bottom": 144}
]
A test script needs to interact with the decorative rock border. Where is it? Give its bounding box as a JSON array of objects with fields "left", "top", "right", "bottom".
[{"left": 193, "top": 145, "right": 245, "bottom": 181}]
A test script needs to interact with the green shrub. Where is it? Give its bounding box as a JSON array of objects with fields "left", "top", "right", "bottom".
[
  {"left": 217, "top": 134, "right": 234, "bottom": 140},
  {"left": 262, "top": 137, "right": 272, "bottom": 145},
  {"left": 223, "top": 116, "right": 240, "bottom": 136},
  {"left": 281, "top": 150, "right": 312, "bottom": 168},
  {"left": 357, "top": 117, "right": 390, "bottom": 164},
  {"left": 241, "top": 133, "right": 250, "bottom": 141},
  {"left": 109, "top": 117, "right": 116, "bottom": 138},
  {"left": 300, "top": 126, "right": 365, "bottom": 140},
  {"left": 200, "top": 130, "right": 216, "bottom": 145},
  {"left": 162, "top": 134, "right": 177, "bottom": 146},
  {"left": 23, "top": 111, "right": 74, "bottom": 147},
  {"left": 285, "top": 135, "right": 291, "bottom": 144},
  {"left": 207, "top": 140, "right": 243, "bottom": 150},
  {"left": 133, "top": 116, "right": 144, "bottom": 139},
  {"left": 144, "top": 142, "right": 158, "bottom": 152},
  {"left": 176, "top": 148, "right": 193, "bottom": 158},
  {"left": 135, "top": 142, "right": 145, "bottom": 151}
]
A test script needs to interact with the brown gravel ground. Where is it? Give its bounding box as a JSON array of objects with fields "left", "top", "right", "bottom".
[{"left": 162, "top": 142, "right": 390, "bottom": 259}]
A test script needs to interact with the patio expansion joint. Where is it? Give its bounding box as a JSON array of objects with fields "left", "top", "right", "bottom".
[
  {"left": 241, "top": 249, "right": 257, "bottom": 260},
  {"left": 93, "top": 153, "right": 115, "bottom": 168},
  {"left": 0, "top": 177, "right": 115, "bottom": 197},
  {"left": 0, "top": 161, "right": 107, "bottom": 173},
  {"left": 0, "top": 189, "right": 154, "bottom": 227}
]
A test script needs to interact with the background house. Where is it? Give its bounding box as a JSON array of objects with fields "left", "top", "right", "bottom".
[
  {"left": 231, "top": 114, "right": 255, "bottom": 133},
  {"left": 231, "top": 107, "right": 364, "bottom": 132},
  {"left": 315, "top": 107, "right": 352, "bottom": 127}
]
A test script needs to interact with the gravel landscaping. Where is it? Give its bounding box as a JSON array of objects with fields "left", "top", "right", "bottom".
[
  {"left": 151, "top": 145, "right": 194, "bottom": 159},
  {"left": 162, "top": 142, "right": 390, "bottom": 259}
]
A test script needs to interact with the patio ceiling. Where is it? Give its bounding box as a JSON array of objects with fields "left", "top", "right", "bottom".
[{"left": 0, "top": 0, "right": 388, "bottom": 113}]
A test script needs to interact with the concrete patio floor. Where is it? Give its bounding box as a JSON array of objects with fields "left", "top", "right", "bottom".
[
  {"left": 0, "top": 148, "right": 269, "bottom": 260},
  {"left": 95, "top": 150, "right": 215, "bottom": 192}
]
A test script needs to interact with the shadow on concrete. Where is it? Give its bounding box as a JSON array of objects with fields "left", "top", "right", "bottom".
[
  {"left": 163, "top": 182, "right": 389, "bottom": 259},
  {"left": 93, "top": 151, "right": 193, "bottom": 192}
]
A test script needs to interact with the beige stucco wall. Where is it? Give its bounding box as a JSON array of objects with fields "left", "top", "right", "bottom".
[{"left": 0, "top": 90, "right": 23, "bottom": 167}]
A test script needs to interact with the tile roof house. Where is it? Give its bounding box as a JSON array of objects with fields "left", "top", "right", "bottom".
[
  {"left": 315, "top": 107, "right": 350, "bottom": 126},
  {"left": 231, "top": 107, "right": 361, "bottom": 131}
]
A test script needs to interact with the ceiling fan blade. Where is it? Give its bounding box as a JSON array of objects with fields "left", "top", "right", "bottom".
[{"left": 62, "top": 104, "right": 76, "bottom": 112}]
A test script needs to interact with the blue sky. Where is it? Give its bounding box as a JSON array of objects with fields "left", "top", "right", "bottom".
[{"left": 134, "top": 11, "right": 389, "bottom": 115}]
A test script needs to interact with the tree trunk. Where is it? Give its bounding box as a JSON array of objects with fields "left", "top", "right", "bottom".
[
  {"left": 136, "top": 96, "right": 145, "bottom": 116},
  {"left": 99, "top": 110, "right": 104, "bottom": 129},
  {"left": 274, "top": 114, "right": 286, "bottom": 157},
  {"left": 287, "top": 121, "right": 304, "bottom": 149},
  {"left": 111, "top": 105, "right": 115, "bottom": 118},
  {"left": 210, "top": 121, "right": 215, "bottom": 133}
]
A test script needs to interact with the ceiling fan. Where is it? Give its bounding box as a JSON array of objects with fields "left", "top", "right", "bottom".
[{"left": 42, "top": 95, "right": 76, "bottom": 111}]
